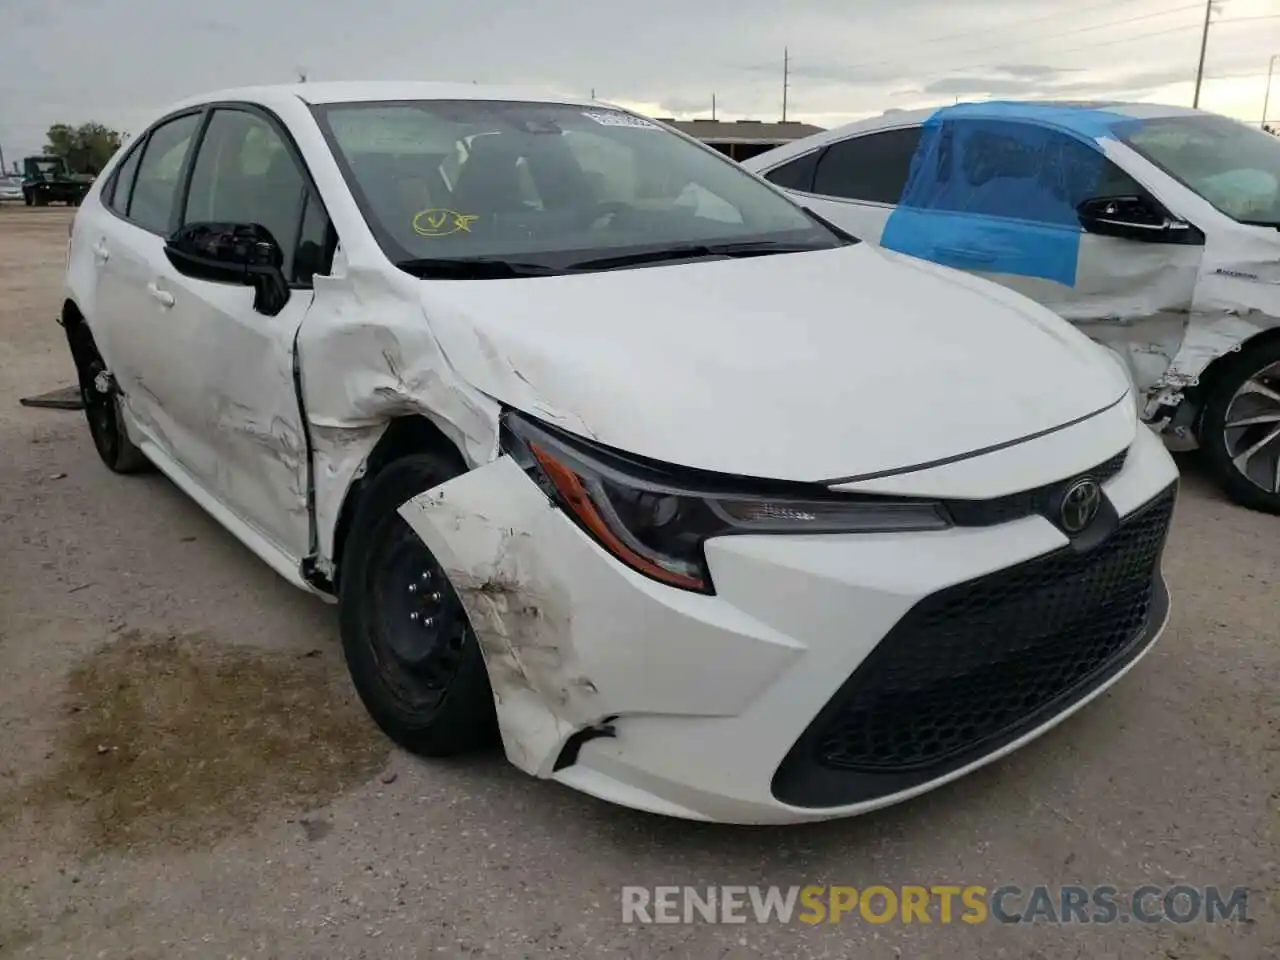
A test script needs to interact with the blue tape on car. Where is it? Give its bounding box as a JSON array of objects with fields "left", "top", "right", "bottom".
[{"left": 880, "top": 102, "right": 1125, "bottom": 287}]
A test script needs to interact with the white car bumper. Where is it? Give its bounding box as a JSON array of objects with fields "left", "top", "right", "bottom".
[{"left": 400, "top": 423, "right": 1178, "bottom": 825}]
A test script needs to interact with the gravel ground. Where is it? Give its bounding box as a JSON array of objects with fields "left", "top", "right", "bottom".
[{"left": 0, "top": 205, "right": 1276, "bottom": 959}]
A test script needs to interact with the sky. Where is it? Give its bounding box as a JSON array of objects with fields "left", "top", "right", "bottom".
[{"left": 2, "top": 0, "right": 1279, "bottom": 166}]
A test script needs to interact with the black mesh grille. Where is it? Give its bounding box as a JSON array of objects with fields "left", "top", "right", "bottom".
[
  {"left": 945, "top": 446, "right": 1128, "bottom": 527},
  {"left": 772, "top": 483, "right": 1175, "bottom": 807}
]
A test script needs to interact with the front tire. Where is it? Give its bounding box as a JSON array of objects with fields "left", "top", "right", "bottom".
[
  {"left": 338, "top": 453, "right": 498, "bottom": 756},
  {"left": 1199, "top": 339, "right": 1280, "bottom": 513}
]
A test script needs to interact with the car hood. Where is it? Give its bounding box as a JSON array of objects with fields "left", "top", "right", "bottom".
[{"left": 418, "top": 244, "right": 1129, "bottom": 482}]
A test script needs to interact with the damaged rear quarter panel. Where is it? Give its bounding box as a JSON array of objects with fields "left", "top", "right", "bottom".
[{"left": 397, "top": 456, "right": 801, "bottom": 776}]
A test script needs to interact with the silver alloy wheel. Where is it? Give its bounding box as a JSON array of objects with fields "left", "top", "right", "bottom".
[{"left": 1222, "top": 360, "right": 1280, "bottom": 493}]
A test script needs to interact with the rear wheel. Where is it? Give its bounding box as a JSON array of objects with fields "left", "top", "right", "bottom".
[
  {"left": 1199, "top": 339, "right": 1280, "bottom": 513},
  {"left": 65, "top": 321, "right": 149, "bottom": 474},
  {"left": 338, "top": 453, "right": 498, "bottom": 756}
]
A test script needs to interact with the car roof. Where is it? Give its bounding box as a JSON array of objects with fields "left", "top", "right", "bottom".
[
  {"left": 835, "top": 99, "right": 1204, "bottom": 139},
  {"left": 156, "top": 81, "right": 600, "bottom": 118},
  {"left": 742, "top": 99, "right": 1213, "bottom": 171}
]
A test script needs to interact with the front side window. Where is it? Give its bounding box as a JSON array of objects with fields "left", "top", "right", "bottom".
[
  {"left": 312, "top": 100, "right": 845, "bottom": 275},
  {"left": 184, "top": 108, "right": 309, "bottom": 280},
  {"left": 129, "top": 112, "right": 202, "bottom": 234},
  {"left": 811, "top": 127, "right": 923, "bottom": 204},
  {"left": 901, "top": 119, "right": 1144, "bottom": 227},
  {"left": 1118, "top": 114, "right": 1280, "bottom": 226}
]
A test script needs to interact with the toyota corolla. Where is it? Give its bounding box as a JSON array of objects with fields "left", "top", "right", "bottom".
[{"left": 60, "top": 82, "right": 1178, "bottom": 824}]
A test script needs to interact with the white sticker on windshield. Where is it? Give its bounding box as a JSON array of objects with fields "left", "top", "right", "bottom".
[{"left": 582, "top": 110, "right": 658, "bottom": 129}]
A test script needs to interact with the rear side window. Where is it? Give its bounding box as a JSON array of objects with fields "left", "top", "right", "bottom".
[
  {"left": 763, "top": 150, "right": 821, "bottom": 192},
  {"left": 129, "top": 112, "right": 202, "bottom": 234},
  {"left": 811, "top": 128, "right": 923, "bottom": 204},
  {"left": 107, "top": 142, "right": 144, "bottom": 215}
]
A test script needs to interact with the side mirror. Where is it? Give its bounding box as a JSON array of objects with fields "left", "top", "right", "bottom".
[
  {"left": 164, "top": 222, "right": 290, "bottom": 316},
  {"left": 1076, "top": 195, "right": 1199, "bottom": 244}
]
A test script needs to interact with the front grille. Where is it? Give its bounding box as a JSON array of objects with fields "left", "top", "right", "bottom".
[
  {"left": 945, "top": 446, "right": 1128, "bottom": 527},
  {"left": 772, "top": 483, "right": 1175, "bottom": 808}
]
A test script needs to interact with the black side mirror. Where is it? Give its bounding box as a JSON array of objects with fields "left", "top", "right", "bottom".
[
  {"left": 164, "top": 222, "right": 290, "bottom": 316},
  {"left": 1076, "top": 195, "right": 1202, "bottom": 245}
]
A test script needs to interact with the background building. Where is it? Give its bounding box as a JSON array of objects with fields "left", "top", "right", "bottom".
[{"left": 659, "top": 119, "right": 826, "bottom": 162}]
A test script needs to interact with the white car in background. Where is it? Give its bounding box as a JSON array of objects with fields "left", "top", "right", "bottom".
[
  {"left": 744, "top": 101, "right": 1280, "bottom": 513},
  {"left": 60, "top": 82, "right": 1177, "bottom": 824},
  {"left": 0, "top": 176, "right": 24, "bottom": 202}
]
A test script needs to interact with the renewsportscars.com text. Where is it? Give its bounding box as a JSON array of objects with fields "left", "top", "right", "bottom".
[{"left": 620, "top": 884, "right": 1250, "bottom": 926}]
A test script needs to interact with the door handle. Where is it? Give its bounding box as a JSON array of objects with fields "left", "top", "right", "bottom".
[
  {"left": 146, "top": 282, "right": 175, "bottom": 308},
  {"left": 92, "top": 240, "right": 110, "bottom": 263}
]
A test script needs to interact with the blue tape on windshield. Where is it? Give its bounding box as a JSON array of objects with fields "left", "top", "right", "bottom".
[{"left": 879, "top": 103, "right": 1125, "bottom": 287}]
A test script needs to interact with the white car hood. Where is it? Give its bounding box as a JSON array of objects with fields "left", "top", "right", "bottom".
[{"left": 419, "top": 244, "right": 1129, "bottom": 482}]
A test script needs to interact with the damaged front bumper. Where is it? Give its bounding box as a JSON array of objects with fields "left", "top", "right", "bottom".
[{"left": 398, "top": 423, "right": 1178, "bottom": 825}]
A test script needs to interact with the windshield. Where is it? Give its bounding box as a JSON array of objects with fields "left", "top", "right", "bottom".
[
  {"left": 1118, "top": 114, "right": 1280, "bottom": 226},
  {"left": 311, "top": 100, "right": 845, "bottom": 276}
]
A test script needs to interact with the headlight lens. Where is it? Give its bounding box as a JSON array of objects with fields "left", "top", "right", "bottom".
[{"left": 504, "top": 413, "right": 950, "bottom": 594}]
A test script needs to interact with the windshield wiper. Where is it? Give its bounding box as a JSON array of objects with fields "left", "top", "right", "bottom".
[
  {"left": 394, "top": 257, "right": 563, "bottom": 279},
  {"left": 1237, "top": 218, "right": 1280, "bottom": 230},
  {"left": 566, "top": 240, "right": 838, "bottom": 273}
]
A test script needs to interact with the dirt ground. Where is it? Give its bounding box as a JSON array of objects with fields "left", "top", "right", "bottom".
[{"left": 0, "top": 205, "right": 1276, "bottom": 959}]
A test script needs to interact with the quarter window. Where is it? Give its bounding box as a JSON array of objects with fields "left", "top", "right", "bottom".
[
  {"left": 763, "top": 150, "right": 821, "bottom": 192},
  {"left": 129, "top": 112, "right": 202, "bottom": 234},
  {"left": 107, "top": 141, "right": 144, "bottom": 216},
  {"left": 811, "top": 128, "right": 924, "bottom": 204}
]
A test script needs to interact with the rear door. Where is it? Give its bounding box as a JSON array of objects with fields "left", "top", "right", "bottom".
[
  {"left": 92, "top": 110, "right": 205, "bottom": 458},
  {"left": 759, "top": 126, "right": 922, "bottom": 242}
]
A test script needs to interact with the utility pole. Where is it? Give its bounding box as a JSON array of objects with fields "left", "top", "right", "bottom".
[
  {"left": 590, "top": 88, "right": 596, "bottom": 99},
  {"left": 712, "top": 93, "right": 717, "bottom": 120},
  {"left": 0, "top": 143, "right": 6, "bottom": 179},
  {"left": 782, "top": 47, "right": 790, "bottom": 122},
  {"left": 1264, "top": 55, "right": 1280, "bottom": 129},
  {"left": 1192, "top": 0, "right": 1216, "bottom": 108}
]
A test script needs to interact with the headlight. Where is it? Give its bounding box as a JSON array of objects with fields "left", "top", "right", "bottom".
[{"left": 503, "top": 412, "right": 950, "bottom": 594}]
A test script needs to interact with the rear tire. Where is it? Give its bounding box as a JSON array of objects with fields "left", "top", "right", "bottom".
[
  {"left": 65, "top": 321, "right": 150, "bottom": 474},
  {"left": 338, "top": 453, "right": 498, "bottom": 756},
  {"left": 1199, "top": 338, "right": 1280, "bottom": 514}
]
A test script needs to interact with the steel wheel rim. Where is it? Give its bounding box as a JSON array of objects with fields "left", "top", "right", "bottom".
[
  {"left": 366, "top": 517, "right": 469, "bottom": 712},
  {"left": 1222, "top": 359, "right": 1280, "bottom": 494},
  {"left": 82, "top": 364, "right": 120, "bottom": 464}
]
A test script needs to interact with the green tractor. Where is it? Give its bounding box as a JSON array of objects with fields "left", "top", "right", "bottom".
[{"left": 22, "top": 155, "right": 93, "bottom": 207}]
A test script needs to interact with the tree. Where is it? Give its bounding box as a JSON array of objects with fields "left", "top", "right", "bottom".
[{"left": 43, "top": 122, "right": 126, "bottom": 174}]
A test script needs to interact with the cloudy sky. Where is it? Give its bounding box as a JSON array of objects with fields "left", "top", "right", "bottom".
[{"left": 2, "top": 0, "right": 1279, "bottom": 164}]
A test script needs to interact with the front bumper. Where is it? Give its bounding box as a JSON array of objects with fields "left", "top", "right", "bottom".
[{"left": 399, "top": 421, "right": 1178, "bottom": 824}]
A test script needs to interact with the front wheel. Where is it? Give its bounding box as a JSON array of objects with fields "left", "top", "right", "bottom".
[
  {"left": 338, "top": 453, "right": 498, "bottom": 756},
  {"left": 1199, "top": 339, "right": 1280, "bottom": 513}
]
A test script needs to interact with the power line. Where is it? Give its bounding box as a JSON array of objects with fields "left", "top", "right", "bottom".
[
  {"left": 738, "top": 0, "right": 1154, "bottom": 76},
  {"left": 894, "top": 11, "right": 1280, "bottom": 93},
  {"left": 771, "top": 2, "right": 1204, "bottom": 84}
]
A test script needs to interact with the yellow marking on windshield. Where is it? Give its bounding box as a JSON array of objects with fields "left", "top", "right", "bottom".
[{"left": 412, "top": 209, "right": 480, "bottom": 237}]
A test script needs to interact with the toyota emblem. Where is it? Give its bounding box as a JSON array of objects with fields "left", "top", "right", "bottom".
[{"left": 1059, "top": 478, "right": 1102, "bottom": 533}]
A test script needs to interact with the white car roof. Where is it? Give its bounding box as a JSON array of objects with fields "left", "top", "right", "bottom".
[
  {"left": 155, "top": 81, "right": 600, "bottom": 119},
  {"left": 743, "top": 99, "right": 1213, "bottom": 172}
]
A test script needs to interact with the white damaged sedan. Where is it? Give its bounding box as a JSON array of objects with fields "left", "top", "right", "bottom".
[{"left": 61, "top": 82, "right": 1178, "bottom": 824}]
